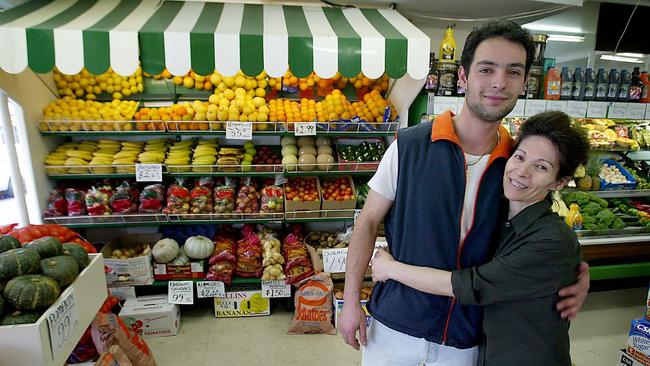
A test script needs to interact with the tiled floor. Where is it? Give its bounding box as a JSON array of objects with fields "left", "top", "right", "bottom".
[{"left": 147, "top": 287, "right": 647, "bottom": 366}]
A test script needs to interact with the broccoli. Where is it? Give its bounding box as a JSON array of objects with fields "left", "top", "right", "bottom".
[
  {"left": 574, "top": 192, "right": 592, "bottom": 206},
  {"left": 562, "top": 192, "right": 577, "bottom": 205},
  {"left": 593, "top": 197, "right": 609, "bottom": 209},
  {"left": 581, "top": 202, "right": 602, "bottom": 216},
  {"left": 610, "top": 217, "right": 626, "bottom": 230},
  {"left": 584, "top": 222, "right": 608, "bottom": 231},
  {"left": 583, "top": 215, "right": 597, "bottom": 225},
  {"left": 595, "top": 209, "right": 616, "bottom": 226}
]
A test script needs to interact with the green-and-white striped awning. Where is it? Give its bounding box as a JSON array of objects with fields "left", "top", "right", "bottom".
[{"left": 0, "top": 0, "right": 430, "bottom": 79}]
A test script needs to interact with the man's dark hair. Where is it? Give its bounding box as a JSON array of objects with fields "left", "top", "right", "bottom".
[
  {"left": 513, "top": 111, "right": 590, "bottom": 180},
  {"left": 460, "top": 19, "right": 535, "bottom": 75}
]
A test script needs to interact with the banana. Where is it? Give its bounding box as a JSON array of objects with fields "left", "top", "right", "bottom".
[
  {"left": 219, "top": 147, "right": 242, "bottom": 155},
  {"left": 66, "top": 150, "right": 93, "bottom": 160},
  {"left": 93, "top": 152, "right": 115, "bottom": 159},
  {"left": 64, "top": 157, "right": 89, "bottom": 166},
  {"left": 45, "top": 159, "right": 66, "bottom": 166},
  {"left": 98, "top": 139, "right": 120, "bottom": 146},
  {"left": 113, "top": 151, "right": 139, "bottom": 160},
  {"left": 193, "top": 157, "right": 217, "bottom": 165},
  {"left": 121, "top": 141, "right": 144, "bottom": 148},
  {"left": 112, "top": 159, "right": 137, "bottom": 165}
]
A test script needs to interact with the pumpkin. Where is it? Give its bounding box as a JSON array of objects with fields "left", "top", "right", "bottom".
[
  {"left": 0, "top": 235, "right": 20, "bottom": 254},
  {"left": 0, "top": 280, "right": 5, "bottom": 294},
  {"left": 40, "top": 256, "right": 79, "bottom": 287},
  {"left": 0, "top": 248, "right": 41, "bottom": 279},
  {"left": 0, "top": 295, "right": 4, "bottom": 316},
  {"left": 184, "top": 236, "right": 214, "bottom": 260},
  {"left": 171, "top": 251, "right": 190, "bottom": 265},
  {"left": 1, "top": 310, "right": 41, "bottom": 325},
  {"left": 4, "top": 274, "right": 60, "bottom": 310},
  {"left": 62, "top": 244, "right": 90, "bottom": 269},
  {"left": 24, "top": 237, "right": 63, "bottom": 259},
  {"left": 152, "top": 239, "right": 179, "bottom": 264}
]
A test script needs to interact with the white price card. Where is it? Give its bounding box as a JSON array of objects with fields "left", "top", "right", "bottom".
[
  {"left": 261, "top": 280, "right": 291, "bottom": 298},
  {"left": 433, "top": 96, "right": 458, "bottom": 115},
  {"left": 226, "top": 121, "right": 253, "bottom": 140},
  {"left": 196, "top": 281, "right": 225, "bottom": 298},
  {"left": 587, "top": 101, "right": 608, "bottom": 118},
  {"left": 608, "top": 103, "right": 628, "bottom": 119},
  {"left": 566, "top": 101, "right": 588, "bottom": 118},
  {"left": 294, "top": 122, "right": 317, "bottom": 136},
  {"left": 524, "top": 99, "right": 547, "bottom": 116},
  {"left": 108, "top": 286, "right": 136, "bottom": 301},
  {"left": 545, "top": 100, "right": 567, "bottom": 113},
  {"left": 322, "top": 248, "right": 348, "bottom": 273},
  {"left": 626, "top": 104, "right": 646, "bottom": 120},
  {"left": 506, "top": 99, "right": 526, "bottom": 118},
  {"left": 168, "top": 281, "right": 194, "bottom": 304},
  {"left": 46, "top": 289, "right": 79, "bottom": 360},
  {"left": 135, "top": 164, "right": 162, "bottom": 182},
  {"left": 353, "top": 209, "right": 362, "bottom": 224}
]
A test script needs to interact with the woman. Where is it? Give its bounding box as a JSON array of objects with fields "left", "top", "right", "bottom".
[{"left": 371, "top": 111, "right": 590, "bottom": 366}]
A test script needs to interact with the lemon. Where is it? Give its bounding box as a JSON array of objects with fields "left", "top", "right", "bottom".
[
  {"left": 210, "top": 73, "right": 221, "bottom": 85},
  {"left": 183, "top": 77, "right": 194, "bottom": 89},
  {"left": 113, "top": 92, "right": 123, "bottom": 100},
  {"left": 235, "top": 76, "right": 246, "bottom": 88},
  {"left": 172, "top": 76, "right": 183, "bottom": 85},
  {"left": 209, "top": 94, "right": 219, "bottom": 104},
  {"left": 252, "top": 97, "right": 265, "bottom": 108},
  {"left": 224, "top": 89, "right": 235, "bottom": 100},
  {"left": 224, "top": 77, "right": 235, "bottom": 87}
]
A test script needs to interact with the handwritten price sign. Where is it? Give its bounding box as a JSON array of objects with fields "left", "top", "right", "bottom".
[
  {"left": 323, "top": 248, "right": 348, "bottom": 273},
  {"left": 46, "top": 289, "right": 79, "bottom": 360},
  {"left": 226, "top": 122, "right": 253, "bottom": 140},
  {"left": 261, "top": 280, "right": 291, "bottom": 298},
  {"left": 196, "top": 281, "right": 225, "bottom": 298},
  {"left": 135, "top": 164, "right": 162, "bottom": 182},
  {"left": 168, "top": 281, "right": 193, "bottom": 304},
  {"left": 294, "top": 122, "right": 317, "bottom": 136}
]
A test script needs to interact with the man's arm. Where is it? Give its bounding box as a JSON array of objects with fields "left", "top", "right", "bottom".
[{"left": 339, "top": 190, "right": 393, "bottom": 350}]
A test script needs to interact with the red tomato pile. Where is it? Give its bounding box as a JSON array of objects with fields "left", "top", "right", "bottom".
[
  {"left": 285, "top": 178, "right": 319, "bottom": 201},
  {"left": 322, "top": 178, "right": 355, "bottom": 201}
]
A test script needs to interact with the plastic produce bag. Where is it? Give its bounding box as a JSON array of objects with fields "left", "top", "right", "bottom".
[
  {"left": 282, "top": 233, "right": 314, "bottom": 285},
  {"left": 44, "top": 188, "right": 67, "bottom": 217},
  {"left": 86, "top": 186, "right": 112, "bottom": 216},
  {"left": 235, "top": 224, "right": 263, "bottom": 278},
  {"left": 214, "top": 177, "right": 236, "bottom": 216},
  {"left": 139, "top": 184, "right": 164, "bottom": 213},
  {"left": 206, "top": 229, "right": 237, "bottom": 284},
  {"left": 65, "top": 188, "right": 86, "bottom": 216},
  {"left": 162, "top": 178, "right": 190, "bottom": 215},
  {"left": 260, "top": 175, "right": 285, "bottom": 214},
  {"left": 110, "top": 181, "right": 138, "bottom": 214},
  {"left": 190, "top": 177, "right": 214, "bottom": 214},
  {"left": 235, "top": 177, "right": 260, "bottom": 215}
]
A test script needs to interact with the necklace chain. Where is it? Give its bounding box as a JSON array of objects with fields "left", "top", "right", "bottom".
[{"left": 465, "top": 130, "right": 500, "bottom": 177}]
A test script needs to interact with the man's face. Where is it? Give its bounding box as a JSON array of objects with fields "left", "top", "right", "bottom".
[{"left": 459, "top": 37, "right": 527, "bottom": 122}]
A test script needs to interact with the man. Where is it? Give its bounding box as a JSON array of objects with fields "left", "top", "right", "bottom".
[{"left": 339, "top": 19, "right": 590, "bottom": 365}]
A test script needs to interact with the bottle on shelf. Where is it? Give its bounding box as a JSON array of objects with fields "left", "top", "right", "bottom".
[
  {"left": 526, "top": 65, "right": 543, "bottom": 99},
  {"left": 424, "top": 52, "right": 438, "bottom": 94},
  {"left": 595, "top": 68, "right": 609, "bottom": 101},
  {"left": 641, "top": 71, "right": 650, "bottom": 103},
  {"left": 583, "top": 68, "right": 596, "bottom": 101},
  {"left": 544, "top": 67, "right": 561, "bottom": 100},
  {"left": 572, "top": 67, "right": 585, "bottom": 100},
  {"left": 439, "top": 25, "right": 456, "bottom": 62},
  {"left": 560, "top": 67, "right": 573, "bottom": 100},
  {"left": 618, "top": 69, "right": 631, "bottom": 102},
  {"left": 565, "top": 203, "right": 583, "bottom": 231},
  {"left": 628, "top": 67, "right": 642, "bottom": 103},
  {"left": 607, "top": 69, "right": 620, "bottom": 102}
]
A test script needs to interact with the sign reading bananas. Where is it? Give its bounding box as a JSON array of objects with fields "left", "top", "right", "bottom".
[{"left": 135, "top": 164, "right": 162, "bottom": 182}]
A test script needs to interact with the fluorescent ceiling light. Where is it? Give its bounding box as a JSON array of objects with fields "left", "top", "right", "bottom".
[
  {"left": 600, "top": 55, "right": 643, "bottom": 63},
  {"left": 522, "top": 24, "right": 583, "bottom": 34},
  {"left": 547, "top": 34, "right": 585, "bottom": 42},
  {"left": 616, "top": 52, "right": 644, "bottom": 58}
]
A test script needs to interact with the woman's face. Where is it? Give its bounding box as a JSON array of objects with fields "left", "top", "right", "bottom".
[{"left": 503, "top": 135, "right": 563, "bottom": 204}]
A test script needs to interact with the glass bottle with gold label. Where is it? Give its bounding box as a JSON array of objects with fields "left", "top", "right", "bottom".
[{"left": 439, "top": 25, "right": 456, "bottom": 62}]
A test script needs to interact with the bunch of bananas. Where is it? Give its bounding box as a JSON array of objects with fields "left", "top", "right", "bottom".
[
  {"left": 45, "top": 141, "right": 98, "bottom": 174},
  {"left": 139, "top": 139, "right": 169, "bottom": 164},
  {"left": 90, "top": 140, "right": 121, "bottom": 174},
  {"left": 165, "top": 140, "right": 195, "bottom": 172},
  {"left": 192, "top": 139, "right": 220, "bottom": 172},
  {"left": 112, "top": 141, "right": 144, "bottom": 173},
  {"left": 217, "top": 147, "right": 244, "bottom": 172}
]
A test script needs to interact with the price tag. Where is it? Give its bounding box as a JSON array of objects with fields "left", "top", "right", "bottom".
[
  {"left": 196, "top": 281, "right": 225, "bottom": 298},
  {"left": 545, "top": 100, "right": 567, "bottom": 113},
  {"left": 46, "top": 289, "right": 79, "bottom": 360},
  {"left": 587, "top": 101, "right": 608, "bottom": 118},
  {"left": 294, "top": 122, "right": 317, "bottom": 136},
  {"left": 426, "top": 93, "right": 436, "bottom": 114},
  {"left": 322, "top": 248, "right": 348, "bottom": 273},
  {"left": 261, "top": 280, "right": 291, "bottom": 298},
  {"left": 168, "top": 281, "right": 193, "bottom": 304},
  {"left": 566, "top": 101, "right": 588, "bottom": 118},
  {"left": 353, "top": 209, "right": 362, "bottom": 224},
  {"left": 626, "top": 104, "right": 646, "bottom": 120},
  {"left": 506, "top": 99, "right": 526, "bottom": 118},
  {"left": 433, "top": 96, "right": 458, "bottom": 115},
  {"left": 524, "top": 99, "right": 547, "bottom": 116},
  {"left": 608, "top": 102, "right": 628, "bottom": 119},
  {"left": 135, "top": 164, "right": 162, "bottom": 182},
  {"left": 226, "top": 121, "right": 253, "bottom": 140},
  {"left": 108, "top": 286, "right": 136, "bottom": 301}
]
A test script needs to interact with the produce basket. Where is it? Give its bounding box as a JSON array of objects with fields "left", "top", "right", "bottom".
[
  {"left": 335, "top": 137, "right": 385, "bottom": 172},
  {"left": 600, "top": 159, "right": 638, "bottom": 191}
]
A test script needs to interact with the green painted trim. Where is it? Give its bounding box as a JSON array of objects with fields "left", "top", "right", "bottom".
[
  {"left": 589, "top": 262, "right": 650, "bottom": 281},
  {"left": 360, "top": 9, "right": 407, "bottom": 79},
  {"left": 283, "top": 5, "right": 312, "bottom": 78},
  {"left": 190, "top": 2, "right": 223, "bottom": 76},
  {"left": 139, "top": 1, "right": 184, "bottom": 75},
  {"left": 239, "top": 3, "right": 264, "bottom": 77},
  {"left": 27, "top": 0, "right": 98, "bottom": 73},
  {"left": 0, "top": 0, "right": 51, "bottom": 25},
  {"left": 322, "top": 7, "right": 360, "bottom": 78}
]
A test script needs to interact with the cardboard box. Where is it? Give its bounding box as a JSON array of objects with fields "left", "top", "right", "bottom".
[
  {"left": 119, "top": 295, "right": 180, "bottom": 338},
  {"left": 646, "top": 283, "right": 650, "bottom": 321},
  {"left": 333, "top": 297, "right": 371, "bottom": 331},
  {"left": 320, "top": 175, "right": 357, "bottom": 218},
  {"left": 284, "top": 176, "right": 322, "bottom": 219},
  {"left": 102, "top": 233, "right": 160, "bottom": 286},
  {"left": 0, "top": 254, "right": 107, "bottom": 366},
  {"left": 618, "top": 349, "right": 648, "bottom": 366},
  {"left": 335, "top": 137, "right": 384, "bottom": 172},
  {"left": 627, "top": 318, "right": 650, "bottom": 365},
  {"left": 154, "top": 260, "right": 205, "bottom": 280},
  {"left": 214, "top": 286, "right": 271, "bottom": 318}
]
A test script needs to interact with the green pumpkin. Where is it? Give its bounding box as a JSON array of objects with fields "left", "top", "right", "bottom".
[
  {"left": 0, "top": 236, "right": 20, "bottom": 254},
  {"left": 62, "top": 244, "right": 90, "bottom": 270},
  {"left": 0, "top": 296, "right": 4, "bottom": 316},
  {"left": 40, "top": 256, "right": 79, "bottom": 287},
  {"left": 1, "top": 310, "right": 41, "bottom": 325},
  {"left": 0, "top": 280, "right": 6, "bottom": 294},
  {"left": 0, "top": 248, "right": 41, "bottom": 279},
  {"left": 24, "top": 237, "right": 63, "bottom": 259},
  {"left": 4, "top": 274, "right": 60, "bottom": 310}
]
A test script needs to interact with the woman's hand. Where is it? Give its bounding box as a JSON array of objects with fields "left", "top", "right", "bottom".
[{"left": 371, "top": 249, "right": 396, "bottom": 282}]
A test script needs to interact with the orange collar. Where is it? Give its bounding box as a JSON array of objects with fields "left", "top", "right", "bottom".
[{"left": 430, "top": 110, "right": 514, "bottom": 165}]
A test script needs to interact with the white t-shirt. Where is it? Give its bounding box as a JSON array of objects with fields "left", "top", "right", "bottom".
[{"left": 368, "top": 142, "right": 490, "bottom": 245}]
